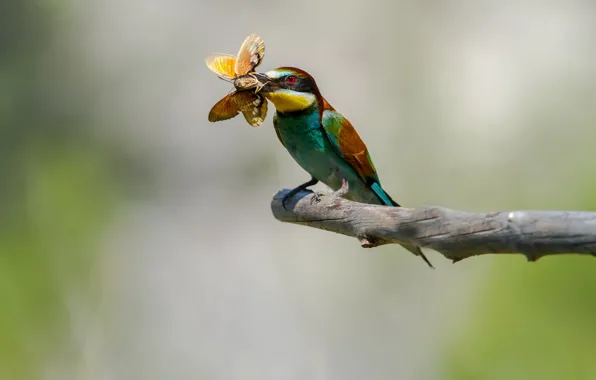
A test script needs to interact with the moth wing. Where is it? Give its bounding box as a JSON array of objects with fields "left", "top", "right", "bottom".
[
  {"left": 208, "top": 92, "right": 242, "bottom": 122},
  {"left": 234, "top": 34, "right": 265, "bottom": 75},
  {"left": 241, "top": 95, "right": 268, "bottom": 127},
  {"left": 208, "top": 92, "right": 263, "bottom": 123},
  {"left": 205, "top": 54, "right": 237, "bottom": 79}
]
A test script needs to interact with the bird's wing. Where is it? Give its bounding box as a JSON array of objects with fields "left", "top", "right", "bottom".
[
  {"left": 321, "top": 110, "right": 379, "bottom": 183},
  {"left": 321, "top": 109, "right": 399, "bottom": 206}
]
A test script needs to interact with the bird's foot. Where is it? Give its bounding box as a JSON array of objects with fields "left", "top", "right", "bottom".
[
  {"left": 333, "top": 179, "right": 349, "bottom": 198},
  {"left": 281, "top": 177, "right": 319, "bottom": 210},
  {"left": 283, "top": 188, "right": 318, "bottom": 209}
]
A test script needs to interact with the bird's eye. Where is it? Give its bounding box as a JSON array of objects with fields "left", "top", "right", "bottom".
[{"left": 285, "top": 75, "right": 297, "bottom": 85}]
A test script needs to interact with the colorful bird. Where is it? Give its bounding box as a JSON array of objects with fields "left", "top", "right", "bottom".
[
  {"left": 205, "top": 34, "right": 268, "bottom": 126},
  {"left": 253, "top": 68, "right": 433, "bottom": 268}
]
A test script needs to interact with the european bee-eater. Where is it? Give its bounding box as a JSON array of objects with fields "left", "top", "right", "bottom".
[{"left": 254, "top": 68, "right": 433, "bottom": 268}]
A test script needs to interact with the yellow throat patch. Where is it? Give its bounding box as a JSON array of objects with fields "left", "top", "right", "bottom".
[{"left": 264, "top": 90, "right": 316, "bottom": 113}]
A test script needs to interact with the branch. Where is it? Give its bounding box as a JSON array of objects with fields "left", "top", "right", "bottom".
[{"left": 271, "top": 189, "right": 596, "bottom": 263}]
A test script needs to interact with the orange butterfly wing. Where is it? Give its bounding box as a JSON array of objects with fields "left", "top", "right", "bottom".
[
  {"left": 208, "top": 93, "right": 239, "bottom": 122},
  {"left": 205, "top": 54, "right": 237, "bottom": 79},
  {"left": 208, "top": 91, "right": 267, "bottom": 126}
]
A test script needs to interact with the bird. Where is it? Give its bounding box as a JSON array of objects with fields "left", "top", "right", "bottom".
[{"left": 253, "top": 67, "right": 433, "bottom": 268}]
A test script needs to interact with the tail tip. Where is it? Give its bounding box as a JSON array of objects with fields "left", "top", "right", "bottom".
[{"left": 421, "top": 253, "right": 434, "bottom": 269}]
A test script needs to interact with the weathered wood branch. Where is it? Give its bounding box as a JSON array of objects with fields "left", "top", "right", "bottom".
[{"left": 271, "top": 189, "right": 596, "bottom": 263}]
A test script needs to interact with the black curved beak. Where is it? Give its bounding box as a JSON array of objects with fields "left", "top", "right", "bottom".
[{"left": 254, "top": 73, "right": 279, "bottom": 94}]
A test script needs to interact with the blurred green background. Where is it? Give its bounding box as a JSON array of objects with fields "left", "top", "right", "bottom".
[{"left": 2, "top": 0, "right": 596, "bottom": 379}]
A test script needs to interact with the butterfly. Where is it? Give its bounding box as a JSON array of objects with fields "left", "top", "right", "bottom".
[{"left": 206, "top": 34, "right": 268, "bottom": 127}]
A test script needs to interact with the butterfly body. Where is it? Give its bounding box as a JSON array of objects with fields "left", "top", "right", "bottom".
[
  {"left": 234, "top": 75, "right": 259, "bottom": 91},
  {"left": 233, "top": 73, "right": 268, "bottom": 93}
]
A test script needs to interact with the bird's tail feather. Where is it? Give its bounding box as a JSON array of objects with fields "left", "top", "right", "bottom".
[
  {"left": 370, "top": 182, "right": 400, "bottom": 207},
  {"left": 403, "top": 244, "right": 434, "bottom": 269}
]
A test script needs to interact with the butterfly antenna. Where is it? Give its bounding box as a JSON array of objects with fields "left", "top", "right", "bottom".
[{"left": 217, "top": 76, "right": 233, "bottom": 83}]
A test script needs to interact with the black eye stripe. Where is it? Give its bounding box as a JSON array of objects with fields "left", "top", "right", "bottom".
[{"left": 282, "top": 76, "right": 314, "bottom": 93}]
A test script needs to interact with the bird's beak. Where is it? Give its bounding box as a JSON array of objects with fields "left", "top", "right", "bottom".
[{"left": 254, "top": 73, "right": 279, "bottom": 94}]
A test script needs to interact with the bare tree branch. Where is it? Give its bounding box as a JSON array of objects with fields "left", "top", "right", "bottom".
[{"left": 270, "top": 189, "right": 596, "bottom": 263}]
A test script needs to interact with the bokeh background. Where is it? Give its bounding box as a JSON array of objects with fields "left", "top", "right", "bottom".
[{"left": 3, "top": 1, "right": 596, "bottom": 379}]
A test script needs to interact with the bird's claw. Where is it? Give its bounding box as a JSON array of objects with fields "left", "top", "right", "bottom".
[
  {"left": 333, "top": 179, "right": 349, "bottom": 198},
  {"left": 281, "top": 177, "right": 319, "bottom": 211},
  {"left": 310, "top": 192, "right": 322, "bottom": 205}
]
